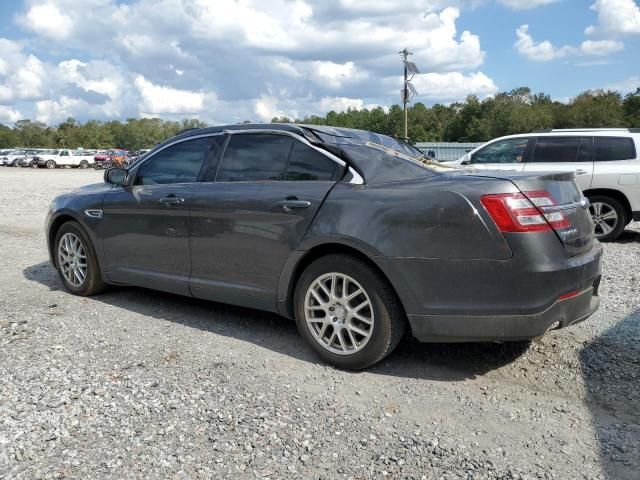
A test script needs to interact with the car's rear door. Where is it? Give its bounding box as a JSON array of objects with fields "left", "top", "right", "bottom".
[
  {"left": 101, "top": 136, "right": 215, "bottom": 295},
  {"left": 467, "top": 137, "right": 530, "bottom": 171},
  {"left": 591, "top": 135, "right": 639, "bottom": 194},
  {"left": 522, "top": 136, "right": 594, "bottom": 191},
  {"left": 189, "top": 131, "right": 344, "bottom": 308}
]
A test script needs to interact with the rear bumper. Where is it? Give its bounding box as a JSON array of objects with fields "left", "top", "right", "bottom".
[
  {"left": 377, "top": 234, "right": 602, "bottom": 342},
  {"left": 408, "top": 284, "right": 600, "bottom": 342}
]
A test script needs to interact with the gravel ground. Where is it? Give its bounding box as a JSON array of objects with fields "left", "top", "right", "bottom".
[{"left": 0, "top": 168, "right": 638, "bottom": 480}]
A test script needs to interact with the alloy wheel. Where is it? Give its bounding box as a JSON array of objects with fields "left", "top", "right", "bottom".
[
  {"left": 589, "top": 201, "right": 618, "bottom": 237},
  {"left": 304, "top": 272, "right": 374, "bottom": 355},
  {"left": 58, "top": 232, "right": 88, "bottom": 287}
]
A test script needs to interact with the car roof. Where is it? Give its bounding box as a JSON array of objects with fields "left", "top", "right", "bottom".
[{"left": 488, "top": 129, "right": 640, "bottom": 141}]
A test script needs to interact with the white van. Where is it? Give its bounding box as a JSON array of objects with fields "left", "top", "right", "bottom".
[{"left": 454, "top": 128, "right": 640, "bottom": 241}]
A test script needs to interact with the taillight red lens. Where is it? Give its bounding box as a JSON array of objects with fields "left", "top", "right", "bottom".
[{"left": 481, "top": 191, "right": 570, "bottom": 233}]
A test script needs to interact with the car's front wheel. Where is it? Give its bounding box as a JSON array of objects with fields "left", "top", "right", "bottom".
[
  {"left": 294, "top": 254, "right": 406, "bottom": 370},
  {"left": 54, "top": 221, "right": 106, "bottom": 296},
  {"left": 45, "top": 160, "right": 56, "bottom": 169},
  {"left": 588, "top": 195, "right": 626, "bottom": 241}
]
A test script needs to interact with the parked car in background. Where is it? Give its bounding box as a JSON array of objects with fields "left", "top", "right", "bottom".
[
  {"left": 452, "top": 128, "right": 640, "bottom": 241},
  {"left": 93, "top": 150, "right": 110, "bottom": 165},
  {"left": 0, "top": 150, "right": 14, "bottom": 165},
  {"left": 1, "top": 150, "right": 26, "bottom": 166},
  {"left": 93, "top": 149, "right": 128, "bottom": 169},
  {"left": 46, "top": 124, "right": 601, "bottom": 369},
  {"left": 34, "top": 149, "right": 96, "bottom": 169},
  {"left": 16, "top": 149, "right": 47, "bottom": 168}
]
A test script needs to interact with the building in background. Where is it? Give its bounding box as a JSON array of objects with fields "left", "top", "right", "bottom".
[{"left": 415, "top": 142, "right": 483, "bottom": 161}]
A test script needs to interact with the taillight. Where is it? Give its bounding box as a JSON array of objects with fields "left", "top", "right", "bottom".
[{"left": 481, "top": 191, "right": 570, "bottom": 233}]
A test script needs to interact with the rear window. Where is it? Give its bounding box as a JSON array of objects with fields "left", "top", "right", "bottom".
[
  {"left": 594, "top": 137, "right": 636, "bottom": 161},
  {"left": 286, "top": 142, "right": 340, "bottom": 181},
  {"left": 530, "top": 137, "right": 583, "bottom": 163}
]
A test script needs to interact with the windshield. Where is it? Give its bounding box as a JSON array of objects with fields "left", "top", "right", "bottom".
[{"left": 50, "top": 150, "right": 60, "bottom": 155}]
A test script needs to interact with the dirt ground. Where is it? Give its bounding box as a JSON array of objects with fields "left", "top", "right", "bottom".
[{"left": 0, "top": 168, "right": 638, "bottom": 479}]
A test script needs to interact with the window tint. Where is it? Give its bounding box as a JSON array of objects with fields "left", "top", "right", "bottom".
[
  {"left": 576, "top": 137, "right": 593, "bottom": 162},
  {"left": 136, "top": 137, "right": 213, "bottom": 185},
  {"left": 530, "top": 137, "right": 581, "bottom": 163},
  {"left": 472, "top": 138, "right": 529, "bottom": 164},
  {"left": 594, "top": 137, "right": 636, "bottom": 161},
  {"left": 286, "top": 142, "right": 341, "bottom": 181},
  {"left": 60, "top": 151, "right": 70, "bottom": 157},
  {"left": 217, "top": 134, "right": 293, "bottom": 182}
]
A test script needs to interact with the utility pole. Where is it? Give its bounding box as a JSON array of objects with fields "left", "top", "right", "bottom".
[{"left": 399, "top": 48, "right": 420, "bottom": 142}]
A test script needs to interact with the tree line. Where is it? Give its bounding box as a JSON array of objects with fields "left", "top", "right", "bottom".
[{"left": 0, "top": 87, "right": 638, "bottom": 151}]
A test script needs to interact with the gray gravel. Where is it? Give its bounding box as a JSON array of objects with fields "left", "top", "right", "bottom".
[{"left": 0, "top": 167, "right": 638, "bottom": 479}]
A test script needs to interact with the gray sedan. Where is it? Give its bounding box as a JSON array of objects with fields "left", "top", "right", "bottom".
[{"left": 46, "top": 124, "right": 602, "bottom": 369}]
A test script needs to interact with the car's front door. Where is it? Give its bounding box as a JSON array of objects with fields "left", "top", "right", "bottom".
[
  {"left": 101, "top": 136, "right": 215, "bottom": 295},
  {"left": 467, "top": 137, "right": 530, "bottom": 171},
  {"left": 189, "top": 132, "right": 344, "bottom": 308},
  {"left": 522, "top": 136, "right": 594, "bottom": 191}
]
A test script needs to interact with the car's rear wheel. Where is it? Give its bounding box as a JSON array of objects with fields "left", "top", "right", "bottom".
[
  {"left": 588, "top": 195, "right": 626, "bottom": 241},
  {"left": 54, "top": 221, "right": 106, "bottom": 296},
  {"left": 45, "top": 160, "right": 56, "bottom": 169},
  {"left": 79, "top": 160, "right": 89, "bottom": 169},
  {"left": 294, "top": 254, "right": 405, "bottom": 370}
]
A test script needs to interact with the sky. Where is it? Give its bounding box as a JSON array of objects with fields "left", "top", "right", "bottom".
[{"left": 0, "top": 0, "right": 639, "bottom": 126}]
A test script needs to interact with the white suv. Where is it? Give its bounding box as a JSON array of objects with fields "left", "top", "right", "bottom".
[{"left": 454, "top": 128, "right": 640, "bottom": 241}]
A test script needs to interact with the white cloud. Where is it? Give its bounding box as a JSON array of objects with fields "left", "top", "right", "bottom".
[
  {"left": 19, "top": 2, "right": 72, "bottom": 40},
  {"left": 586, "top": 0, "right": 640, "bottom": 35},
  {"left": 0, "top": 106, "right": 22, "bottom": 124},
  {"left": 579, "top": 39, "right": 624, "bottom": 55},
  {"left": 134, "top": 75, "right": 207, "bottom": 115},
  {"left": 515, "top": 25, "right": 624, "bottom": 61},
  {"left": 317, "top": 96, "right": 365, "bottom": 112},
  {"left": 602, "top": 76, "right": 640, "bottom": 93},
  {"left": 411, "top": 71, "right": 498, "bottom": 101},
  {"left": 7, "top": 1, "right": 502, "bottom": 124},
  {"left": 0, "top": 39, "right": 48, "bottom": 102},
  {"left": 515, "top": 25, "right": 576, "bottom": 61},
  {"left": 498, "top": 0, "right": 559, "bottom": 10}
]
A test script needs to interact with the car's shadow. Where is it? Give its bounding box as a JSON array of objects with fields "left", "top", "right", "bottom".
[
  {"left": 24, "top": 261, "right": 529, "bottom": 381},
  {"left": 579, "top": 311, "right": 640, "bottom": 480},
  {"left": 616, "top": 228, "right": 640, "bottom": 244}
]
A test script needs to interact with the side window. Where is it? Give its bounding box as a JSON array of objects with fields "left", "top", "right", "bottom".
[
  {"left": 135, "top": 137, "right": 213, "bottom": 185},
  {"left": 60, "top": 151, "right": 70, "bottom": 157},
  {"left": 594, "top": 137, "right": 636, "bottom": 161},
  {"left": 217, "top": 134, "right": 293, "bottom": 182},
  {"left": 530, "top": 137, "right": 581, "bottom": 163},
  {"left": 576, "top": 137, "right": 593, "bottom": 162},
  {"left": 286, "top": 142, "right": 341, "bottom": 181},
  {"left": 472, "top": 138, "right": 529, "bottom": 164}
]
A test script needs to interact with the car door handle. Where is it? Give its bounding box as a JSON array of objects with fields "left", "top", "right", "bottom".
[
  {"left": 159, "top": 196, "right": 185, "bottom": 206},
  {"left": 575, "top": 169, "right": 589, "bottom": 175},
  {"left": 277, "top": 199, "right": 311, "bottom": 211}
]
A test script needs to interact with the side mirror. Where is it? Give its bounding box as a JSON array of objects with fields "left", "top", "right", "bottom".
[
  {"left": 104, "top": 167, "right": 128, "bottom": 186},
  {"left": 461, "top": 154, "right": 472, "bottom": 165}
]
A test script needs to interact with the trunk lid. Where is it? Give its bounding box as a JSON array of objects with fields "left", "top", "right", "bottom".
[{"left": 466, "top": 170, "right": 595, "bottom": 256}]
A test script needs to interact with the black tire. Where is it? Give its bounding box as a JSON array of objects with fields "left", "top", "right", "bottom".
[
  {"left": 294, "top": 254, "right": 406, "bottom": 370},
  {"left": 588, "top": 195, "right": 627, "bottom": 242},
  {"left": 54, "top": 221, "right": 107, "bottom": 296},
  {"left": 45, "top": 160, "right": 56, "bottom": 169},
  {"left": 79, "top": 160, "right": 89, "bottom": 169}
]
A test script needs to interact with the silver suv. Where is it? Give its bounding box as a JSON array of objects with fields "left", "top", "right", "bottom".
[{"left": 453, "top": 128, "right": 640, "bottom": 241}]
